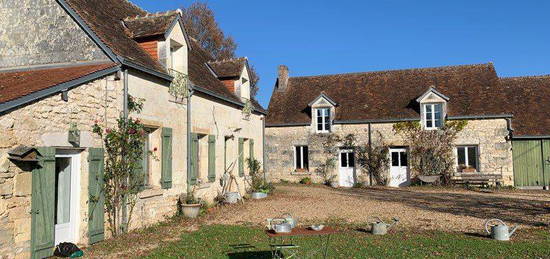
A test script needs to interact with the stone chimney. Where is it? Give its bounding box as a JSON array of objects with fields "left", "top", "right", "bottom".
[{"left": 277, "top": 65, "right": 289, "bottom": 91}]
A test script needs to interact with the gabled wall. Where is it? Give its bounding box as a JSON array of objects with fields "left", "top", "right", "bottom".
[{"left": 0, "top": 0, "right": 108, "bottom": 69}]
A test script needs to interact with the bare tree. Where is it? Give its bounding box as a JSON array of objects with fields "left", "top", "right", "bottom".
[{"left": 181, "top": 2, "right": 260, "bottom": 97}]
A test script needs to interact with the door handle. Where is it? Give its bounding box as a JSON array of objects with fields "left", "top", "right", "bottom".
[{"left": 29, "top": 209, "right": 40, "bottom": 215}]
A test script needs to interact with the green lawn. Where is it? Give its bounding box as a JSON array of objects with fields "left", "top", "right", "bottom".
[{"left": 145, "top": 225, "right": 550, "bottom": 259}]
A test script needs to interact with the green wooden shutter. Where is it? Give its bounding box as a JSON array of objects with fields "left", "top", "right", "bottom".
[
  {"left": 208, "top": 135, "right": 216, "bottom": 182},
  {"left": 249, "top": 139, "right": 254, "bottom": 161},
  {"left": 31, "top": 147, "right": 56, "bottom": 259},
  {"left": 189, "top": 133, "right": 198, "bottom": 185},
  {"left": 134, "top": 139, "right": 148, "bottom": 191},
  {"left": 88, "top": 148, "right": 105, "bottom": 245},
  {"left": 161, "top": 128, "right": 173, "bottom": 189},
  {"left": 238, "top": 138, "right": 244, "bottom": 176}
]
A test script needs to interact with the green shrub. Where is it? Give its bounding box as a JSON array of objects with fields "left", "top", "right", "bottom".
[{"left": 300, "top": 177, "right": 312, "bottom": 185}]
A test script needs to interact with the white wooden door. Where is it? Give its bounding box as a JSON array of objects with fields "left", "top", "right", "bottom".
[
  {"left": 339, "top": 149, "right": 355, "bottom": 187},
  {"left": 54, "top": 153, "right": 80, "bottom": 245},
  {"left": 389, "top": 148, "right": 410, "bottom": 187}
]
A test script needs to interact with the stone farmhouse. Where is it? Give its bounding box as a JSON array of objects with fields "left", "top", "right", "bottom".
[
  {"left": 266, "top": 64, "right": 550, "bottom": 188},
  {"left": 0, "top": 0, "right": 265, "bottom": 258}
]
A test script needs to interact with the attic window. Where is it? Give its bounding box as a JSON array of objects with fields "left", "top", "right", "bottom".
[
  {"left": 242, "top": 77, "right": 248, "bottom": 84},
  {"left": 423, "top": 103, "right": 443, "bottom": 129},
  {"left": 316, "top": 108, "right": 331, "bottom": 133}
]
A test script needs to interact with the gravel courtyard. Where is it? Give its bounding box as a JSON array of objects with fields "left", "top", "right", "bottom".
[{"left": 207, "top": 184, "right": 550, "bottom": 233}]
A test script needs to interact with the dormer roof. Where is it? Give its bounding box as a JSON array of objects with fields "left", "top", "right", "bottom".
[
  {"left": 416, "top": 87, "right": 450, "bottom": 102},
  {"left": 123, "top": 11, "right": 180, "bottom": 40},
  {"left": 207, "top": 58, "right": 248, "bottom": 79},
  {"left": 308, "top": 92, "right": 337, "bottom": 107}
]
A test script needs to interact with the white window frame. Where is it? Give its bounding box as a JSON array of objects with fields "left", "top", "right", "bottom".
[
  {"left": 423, "top": 103, "right": 442, "bottom": 130},
  {"left": 315, "top": 108, "right": 331, "bottom": 133},
  {"left": 294, "top": 146, "right": 309, "bottom": 170},
  {"left": 456, "top": 145, "right": 479, "bottom": 172}
]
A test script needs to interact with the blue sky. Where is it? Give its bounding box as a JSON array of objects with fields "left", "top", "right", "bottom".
[{"left": 132, "top": 0, "right": 550, "bottom": 108}]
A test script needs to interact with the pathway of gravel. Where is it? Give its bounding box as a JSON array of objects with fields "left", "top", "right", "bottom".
[{"left": 206, "top": 184, "right": 550, "bottom": 233}]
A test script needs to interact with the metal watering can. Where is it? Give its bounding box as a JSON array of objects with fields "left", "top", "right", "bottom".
[
  {"left": 371, "top": 217, "right": 399, "bottom": 235},
  {"left": 485, "top": 219, "right": 518, "bottom": 241},
  {"left": 282, "top": 213, "right": 298, "bottom": 229}
]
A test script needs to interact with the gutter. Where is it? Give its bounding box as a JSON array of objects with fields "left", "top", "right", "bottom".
[
  {"left": 192, "top": 85, "right": 267, "bottom": 115},
  {"left": 511, "top": 135, "right": 550, "bottom": 140},
  {"left": 0, "top": 65, "right": 121, "bottom": 115},
  {"left": 118, "top": 57, "right": 173, "bottom": 82}
]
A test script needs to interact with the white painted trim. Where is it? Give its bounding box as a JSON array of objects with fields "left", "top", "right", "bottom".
[
  {"left": 54, "top": 152, "right": 81, "bottom": 245},
  {"left": 315, "top": 108, "right": 331, "bottom": 133},
  {"left": 455, "top": 145, "right": 479, "bottom": 172}
]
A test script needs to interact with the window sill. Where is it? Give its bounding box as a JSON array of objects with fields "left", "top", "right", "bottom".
[
  {"left": 291, "top": 170, "right": 311, "bottom": 175},
  {"left": 138, "top": 188, "right": 164, "bottom": 199},
  {"left": 197, "top": 182, "right": 212, "bottom": 190}
]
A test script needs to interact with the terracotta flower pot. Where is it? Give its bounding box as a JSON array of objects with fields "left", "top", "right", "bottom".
[{"left": 182, "top": 203, "right": 201, "bottom": 218}]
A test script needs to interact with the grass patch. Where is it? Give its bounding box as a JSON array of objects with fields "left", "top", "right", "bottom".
[{"left": 145, "top": 225, "right": 550, "bottom": 259}]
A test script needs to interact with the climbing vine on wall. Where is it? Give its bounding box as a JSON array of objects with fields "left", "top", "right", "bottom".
[
  {"left": 92, "top": 95, "right": 147, "bottom": 236},
  {"left": 242, "top": 100, "right": 253, "bottom": 119},
  {"left": 393, "top": 120, "right": 467, "bottom": 184},
  {"left": 169, "top": 69, "right": 190, "bottom": 101}
]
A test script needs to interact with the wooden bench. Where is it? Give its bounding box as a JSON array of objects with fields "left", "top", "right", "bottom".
[{"left": 451, "top": 173, "right": 503, "bottom": 187}]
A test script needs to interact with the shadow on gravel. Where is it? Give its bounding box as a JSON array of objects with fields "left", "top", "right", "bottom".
[{"left": 334, "top": 188, "right": 550, "bottom": 227}]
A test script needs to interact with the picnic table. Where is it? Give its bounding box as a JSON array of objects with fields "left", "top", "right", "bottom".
[{"left": 265, "top": 227, "right": 338, "bottom": 259}]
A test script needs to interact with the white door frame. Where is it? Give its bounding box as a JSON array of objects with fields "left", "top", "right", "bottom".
[
  {"left": 338, "top": 149, "right": 355, "bottom": 187},
  {"left": 54, "top": 152, "right": 81, "bottom": 245},
  {"left": 389, "top": 148, "right": 410, "bottom": 187}
]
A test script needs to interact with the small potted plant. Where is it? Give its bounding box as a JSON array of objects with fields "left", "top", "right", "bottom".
[
  {"left": 247, "top": 158, "right": 272, "bottom": 199},
  {"left": 180, "top": 185, "right": 202, "bottom": 218}
]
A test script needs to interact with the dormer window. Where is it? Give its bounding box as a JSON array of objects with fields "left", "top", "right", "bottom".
[
  {"left": 308, "top": 93, "right": 337, "bottom": 134},
  {"left": 423, "top": 103, "right": 443, "bottom": 129},
  {"left": 417, "top": 87, "right": 449, "bottom": 130},
  {"left": 316, "top": 108, "right": 331, "bottom": 133}
]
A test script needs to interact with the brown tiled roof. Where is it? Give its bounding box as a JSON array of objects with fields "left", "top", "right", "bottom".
[
  {"left": 250, "top": 98, "right": 267, "bottom": 114},
  {"left": 0, "top": 63, "right": 117, "bottom": 104},
  {"left": 188, "top": 40, "right": 242, "bottom": 103},
  {"left": 499, "top": 76, "right": 550, "bottom": 136},
  {"left": 124, "top": 11, "right": 179, "bottom": 39},
  {"left": 267, "top": 63, "right": 509, "bottom": 125},
  {"left": 65, "top": 0, "right": 166, "bottom": 73},
  {"left": 208, "top": 58, "right": 247, "bottom": 78}
]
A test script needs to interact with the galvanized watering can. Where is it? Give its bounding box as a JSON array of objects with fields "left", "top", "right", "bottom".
[
  {"left": 371, "top": 217, "right": 399, "bottom": 235},
  {"left": 282, "top": 213, "right": 298, "bottom": 229},
  {"left": 485, "top": 219, "right": 518, "bottom": 241},
  {"left": 268, "top": 218, "right": 292, "bottom": 233}
]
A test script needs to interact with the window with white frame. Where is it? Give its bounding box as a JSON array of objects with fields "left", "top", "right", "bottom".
[
  {"left": 316, "top": 108, "right": 331, "bottom": 133},
  {"left": 294, "top": 146, "right": 309, "bottom": 171},
  {"left": 423, "top": 103, "right": 443, "bottom": 129},
  {"left": 456, "top": 146, "right": 478, "bottom": 172}
]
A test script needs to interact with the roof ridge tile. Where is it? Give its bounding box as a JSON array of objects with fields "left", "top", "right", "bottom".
[{"left": 289, "top": 63, "right": 493, "bottom": 79}]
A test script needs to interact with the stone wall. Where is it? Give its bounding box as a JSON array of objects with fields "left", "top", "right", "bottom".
[
  {"left": 0, "top": 0, "right": 108, "bottom": 69},
  {"left": 0, "top": 74, "right": 121, "bottom": 258},
  {"left": 190, "top": 92, "right": 265, "bottom": 203},
  {"left": 266, "top": 119, "right": 513, "bottom": 185}
]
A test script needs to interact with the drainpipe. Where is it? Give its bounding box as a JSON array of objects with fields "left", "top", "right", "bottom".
[
  {"left": 262, "top": 116, "right": 267, "bottom": 182},
  {"left": 123, "top": 69, "right": 129, "bottom": 119},
  {"left": 368, "top": 122, "right": 372, "bottom": 186},
  {"left": 186, "top": 86, "right": 194, "bottom": 193},
  {"left": 121, "top": 68, "right": 129, "bottom": 232}
]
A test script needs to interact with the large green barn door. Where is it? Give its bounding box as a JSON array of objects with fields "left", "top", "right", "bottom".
[
  {"left": 513, "top": 140, "right": 544, "bottom": 187},
  {"left": 542, "top": 140, "right": 550, "bottom": 186},
  {"left": 31, "top": 147, "right": 56, "bottom": 259}
]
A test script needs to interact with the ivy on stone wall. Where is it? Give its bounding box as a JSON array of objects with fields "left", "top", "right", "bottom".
[
  {"left": 393, "top": 120, "right": 468, "bottom": 184},
  {"left": 242, "top": 100, "right": 253, "bottom": 120},
  {"left": 169, "top": 69, "right": 190, "bottom": 101}
]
